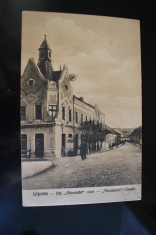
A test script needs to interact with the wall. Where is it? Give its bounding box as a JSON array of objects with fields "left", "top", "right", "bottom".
[{"left": 21, "top": 125, "right": 55, "bottom": 158}]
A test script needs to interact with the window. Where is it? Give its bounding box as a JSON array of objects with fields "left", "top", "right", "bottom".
[
  {"left": 29, "top": 80, "right": 33, "bottom": 86},
  {"left": 21, "top": 106, "right": 26, "bottom": 121},
  {"left": 86, "top": 115, "right": 87, "bottom": 122},
  {"left": 76, "top": 111, "right": 78, "bottom": 123},
  {"left": 69, "top": 109, "right": 71, "bottom": 122},
  {"left": 68, "top": 134, "right": 72, "bottom": 137},
  {"left": 35, "top": 105, "right": 42, "bottom": 120},
  {"left": 40, "top": 50, "right": 45, "bottom": 58},
  {"left": 49, "top": 51, "right": 51, "bottom": 58},
  {"left": 81, "top": 113, "right": 83, "bottom": 123},
  {"left": 28, "top": 78, "right": 35, "bottom": 87},
  {"left": 21, "top": 134, "right": 27, "bottom": 151},
  {"left": 49, "top": 105, "right": 57, "bottom": 118},
  {"left": 62, "top": 107, "right": 65, "bottom": 120},
  {"left": 65, "top": 84, "right": 68, "bottom": 90}
]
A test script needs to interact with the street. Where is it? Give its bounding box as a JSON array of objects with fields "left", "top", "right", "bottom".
[{"left": 22, "top": 142, "right": 141, "bottom": 190}]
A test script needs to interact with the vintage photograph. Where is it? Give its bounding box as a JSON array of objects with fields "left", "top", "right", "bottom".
[{"left": 21, "top": 12, "right": 142, "bottom": 206}]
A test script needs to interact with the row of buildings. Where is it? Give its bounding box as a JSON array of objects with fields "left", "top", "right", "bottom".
[
  {"left": 130, "top": 126, "right": 142, "bottom": 146},
  {"left": 20, "top": 36, "right": 133, "bottom": 159}
]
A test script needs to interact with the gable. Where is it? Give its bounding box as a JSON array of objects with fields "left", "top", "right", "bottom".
[
  {"left": 60, "top": 65, "right": 73, "bottom": 99},
  {"left": 21, "top": 58, "right": 47, "bottom": 96}
]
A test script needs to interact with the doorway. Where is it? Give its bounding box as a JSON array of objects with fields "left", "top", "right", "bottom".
[{"left": 35, "top": 133, "right": 44, "bottom": 157}]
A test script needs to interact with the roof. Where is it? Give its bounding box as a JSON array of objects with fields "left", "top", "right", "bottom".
[
  {"left": 39, "top": 38, "right": 52, "bottom": 51},
  {"left": 117, "top": 128, "right": 134, "bottom": 137},
  {"left": 105, "top": 125, "right": 119, "bottom": 135},
  {"left": 130, "top": 126, "right": 142, "bottom": 136},
  {"left": 51, "top": 70, "right": 62, "bottom": 81},
  {"left": 113, "top": 128, "right": 123, "bottom": 135},
  {"left": 74, "top": 95, "right": 94, "bottom": 109}
]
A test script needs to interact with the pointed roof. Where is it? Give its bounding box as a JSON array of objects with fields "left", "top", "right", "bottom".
[
  {"left": 130, "top": 126, "right": 142, "bottom": 136},
  {"left": 22, "top": 58, "right": 46, "bottom": 82},
  {"left": 39, "top": 35, "right": 52, "bottom": 51}
]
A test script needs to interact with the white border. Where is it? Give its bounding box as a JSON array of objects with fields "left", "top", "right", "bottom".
[{"left": 22, "top": 184, "right": 141, "bottom": 207}]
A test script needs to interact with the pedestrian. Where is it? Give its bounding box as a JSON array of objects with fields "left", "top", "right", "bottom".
[
  {"left": 80, "top": 143, "right": 87, "bottom": 160},
  {"left": 80, "top": 144, "right": 84, "bottom": 160}
]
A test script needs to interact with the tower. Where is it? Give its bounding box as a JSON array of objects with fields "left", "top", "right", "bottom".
[{"left": 37, "top": 35, "right": 53, "bottom": 80}]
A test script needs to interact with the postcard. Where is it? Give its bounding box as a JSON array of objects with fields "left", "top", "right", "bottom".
[{"left": 21, "top": 11, "right": 142, "bottom": 206}]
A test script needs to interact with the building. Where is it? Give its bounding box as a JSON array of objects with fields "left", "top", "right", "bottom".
[
  {"left": 130, "top": 126, "right": 142, "bottom": 146},
  {"left": 113, "top": 128, "right": 124, "bottom": 140},
  {"left": 104, "top": 126, "right": 122, "bottom": 148},
  {"left": 21, "top": 36, "right": 105, "bottom": 159}
]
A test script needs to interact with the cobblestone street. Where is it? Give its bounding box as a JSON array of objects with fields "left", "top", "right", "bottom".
[{"left": 22, "top": 142, "right": 141, "bottom": 190}]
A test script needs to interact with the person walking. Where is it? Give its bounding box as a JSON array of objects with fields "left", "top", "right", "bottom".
[
  {"left": 80, "top": 136, "right": 87, "bottom": 160},
  {"left": 80, "top": 144, "right": 86, "bottom": 160}
]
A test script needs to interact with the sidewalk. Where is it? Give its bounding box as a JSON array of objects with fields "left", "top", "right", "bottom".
[{"left": 22, "top": 160, "right": 54, "bottom": 179}]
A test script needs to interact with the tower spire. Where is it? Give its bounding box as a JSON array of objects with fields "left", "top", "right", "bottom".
[{"left": 37, "top": 35, "right": 53, "bottom": 80}]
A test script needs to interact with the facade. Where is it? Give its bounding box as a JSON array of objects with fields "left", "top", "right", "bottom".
[
  {"left": 113, "top": 129, "right": 124, "bottom": 140},
  {"left": 21, "top": 36, "right": 105, "bottom": 159}
]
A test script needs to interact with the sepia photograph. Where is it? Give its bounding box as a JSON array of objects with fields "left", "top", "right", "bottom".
[{"left": 21, "top": 12, "right": 142, "bottom": 206}]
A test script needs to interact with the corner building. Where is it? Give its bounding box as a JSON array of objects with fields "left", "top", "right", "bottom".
[{"left": 21, "top": 36, "right": 105, "bottom": 159}]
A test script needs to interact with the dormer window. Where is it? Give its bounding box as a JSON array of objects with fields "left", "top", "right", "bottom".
[
  {"left": 65, "top": 84, "right": 68, "bottom": 90},
  {"left": 49, "top": 52, "right": 51, "bottom": 58}
]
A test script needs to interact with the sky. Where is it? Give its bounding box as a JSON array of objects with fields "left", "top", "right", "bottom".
[{"left": 21, "top": 11, "right": 142, "bottom": 128}]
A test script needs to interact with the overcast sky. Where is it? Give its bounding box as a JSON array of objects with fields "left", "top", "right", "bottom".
[{"left": 21, "top": 12, "right": 142, "bottom": 128}]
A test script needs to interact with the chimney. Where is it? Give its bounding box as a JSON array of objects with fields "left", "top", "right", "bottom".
[{"left": 79, "top": 97, "right": 84, "bottom": 102}]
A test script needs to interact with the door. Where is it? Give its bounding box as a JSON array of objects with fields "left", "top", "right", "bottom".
[
  {"left": 61, "top": 134, "right": 66, "bottom": 157},
  {"left": 35, "top": 133, "right": 44, "bottom": 157},
  {"left": 21, "top": 134, "right": 27, "bottom": 157}
]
